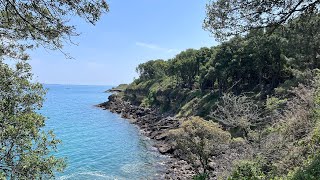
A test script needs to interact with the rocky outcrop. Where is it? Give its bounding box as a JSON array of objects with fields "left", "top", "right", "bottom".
[
  {"left": 97, "top": 94, "right": 253, "bottom": 179},
  {"left": 97, "top": 94, "right": 195, "bottom": 179}
]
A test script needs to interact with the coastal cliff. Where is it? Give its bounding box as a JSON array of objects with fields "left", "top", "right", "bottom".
[{"left": 96, "top": 19, "right": 320, "bottom": 178}]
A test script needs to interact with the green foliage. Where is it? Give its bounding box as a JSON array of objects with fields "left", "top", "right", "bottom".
[
  {"left": 136, "top": 59, "right": 168, "bottom": 81},
  {"left": 192, "top": 173, "right": 208, "bottom": 180},
  {"left": 118, "top": 9, "right": 320, "bottom": 179},
  {"left": 288, "top": 154, "right": 320, "bottom": 180},
  {"left": 120, "top": 13, "right": 320, "bottom": 127},
  {"left": 281, "top": 80, "right": 320, "bottom": 179},
  {"left": 283, "top": 75, "right": 320, "bottom": 180},
  {"left": 169, "top": 49, "right": 200, "bottom": 89},
  {"left": 0, "top": 0, "right": 110, "bottom": 178},
  {"left": 0, "top": 0, "right": 109, "bottom": 55},
  {"left": 266, "top": 96, "right": 287, "bottom": 112},
  {"left": 0, "top": 60, "right": 65, "bottom": 179},
  {"left": 228, "top": 160, "right": 266, "bottom": 180},
  {"left": 170, "top": 117, "right": 231, "bottom": 175},
  {"left": 0, "top": 0, "right": 109, "bottom": 178},
  {"left": 204, "top": 0, "right": 320, "bottom": 40},
  {"left": 109, "top": 84, "right": 128, "bottom": 92},
  {"left": 284, "top": 14, "right": 320, "bottom": 70}
]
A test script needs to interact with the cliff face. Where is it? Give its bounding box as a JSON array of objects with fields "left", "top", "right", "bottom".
[{"left": 97, "top": 94, "right": 196, "bottom": 179}]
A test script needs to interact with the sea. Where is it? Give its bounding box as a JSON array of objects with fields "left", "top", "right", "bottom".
[{"left": 39, "top": 84, "right": 167, "bottom": 180}]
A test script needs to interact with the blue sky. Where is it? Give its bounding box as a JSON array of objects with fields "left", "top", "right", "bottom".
[{"left": 30, "top": 0, "right": 217, "bottom": 86}]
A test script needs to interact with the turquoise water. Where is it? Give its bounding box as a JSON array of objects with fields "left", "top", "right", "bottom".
[{"left": 40, "top": 84, "right": 166, "bottom": 180}]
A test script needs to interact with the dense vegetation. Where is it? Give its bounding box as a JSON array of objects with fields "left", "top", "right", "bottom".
[
  {"left": 118, "top": 9, "right": 320, "bottom": 179},
  {"left": 1, "top": 0, "right": 319, "bottom": 179},
  {"left": 0, "top": 0, "right": 108, "bottom": 178},
  {"left": 124, "top": 14, "right": 320, "bottom": 116}
]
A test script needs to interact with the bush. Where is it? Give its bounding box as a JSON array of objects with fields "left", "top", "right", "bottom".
[
  {"left": 170, "top": 116, "right": 231, "bottom": 176},
  {"left": 288, "top": 154, "right": 320, "bottom": 180},
  {"left": 193, "top": 173, "right": 208, "bottom": 180},
  {"left": 228, "top": 160, "right": 266, "bottom": 180}
]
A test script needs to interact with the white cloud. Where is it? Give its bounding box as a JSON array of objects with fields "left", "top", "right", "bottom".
[
  {"left": 135, "top": 42, "right": 179, "bottom": 53},
  {"left": 135, "top": 42, "right": 159, "bottom": 50}
]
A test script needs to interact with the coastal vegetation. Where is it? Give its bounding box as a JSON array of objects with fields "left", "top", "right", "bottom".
[
  {"left": 0, "top": 0, "right": 108, "bottom": 178},
  {"left": 1, "top": 0, "right": 320, "bottom": 179},
  {"left": 170, "top": 116, "right": 231, "bottom": 177},
  {"left": 107, "top": 1, "right": 320, "bottom": 179}
]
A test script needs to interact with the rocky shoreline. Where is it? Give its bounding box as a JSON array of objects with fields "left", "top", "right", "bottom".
[
  {"left": 97, "top": 93, "right": 195, "bottom": 179},
  {"left": 97, "top": 92, "right": 253, "bottom": 179}
]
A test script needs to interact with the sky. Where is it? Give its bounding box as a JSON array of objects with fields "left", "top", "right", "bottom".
[{"left": 29, "top": 0, "right": 218, "bottom": 86}]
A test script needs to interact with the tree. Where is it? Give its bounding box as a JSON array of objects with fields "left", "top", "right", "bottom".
[
  {"left": 169, "top": 49, "right": 200, "bottom": 89},
  {"left": 212, "top": 93, "right": 262, "bottom": 138},
  {"left": 170, "top": 117, "right": 231, "bottom": 177},
  {"left": 283, "top": 14, "right": 320, "bottom": 70},
  {"left": 0, "top": 60, "right": 65, "bottom": 179},
  {"left": 136, "top": 59, "right": 168, "bottom": 80},
  {"left": 0, "top": 0, "right": 109, "bottom": 178},
  {"left": 213, "top": 37, "right": 245, "bottom": 94},
  {"left": 204, "top": 0, "right": 320, "bottom": 40},
  {"left": 0, "top": 0, "right": 109, "bottom": 57}
]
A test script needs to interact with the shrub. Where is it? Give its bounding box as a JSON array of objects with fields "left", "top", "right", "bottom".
[
  {"left": 228, "top": 160, "right": 266, "bottom": 180},
  {"left": 170, "top": 116, "right": 231, "bottom": 176},
  {"left": 288, "top": 154, "right": 320, "bottom": 180},
  {"left": 193, "top": 173, "right": 207, "bottom": 180},
  {"left": 212, "top": 93, "right": 262, "bottom": 138}
]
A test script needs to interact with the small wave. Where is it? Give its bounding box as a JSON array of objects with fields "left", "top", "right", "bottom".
[
  {"left": 59, "top": 171, "right": 125, "bottom": 180},
  {"left": 120, "top": 162, "right": 147, "bottom": 173}
]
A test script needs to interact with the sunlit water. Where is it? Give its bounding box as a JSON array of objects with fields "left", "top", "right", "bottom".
[{"left": 40, "top": 84, "right": 167, "bottom": 180}]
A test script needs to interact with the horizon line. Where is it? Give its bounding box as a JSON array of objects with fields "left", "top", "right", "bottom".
[{"left": 41, "top": 83, "right": 118, "bottom": 87}]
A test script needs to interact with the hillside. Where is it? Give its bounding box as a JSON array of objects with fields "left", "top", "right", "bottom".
[{"left": 100, "top": 14, "right": 320, "bottom": 179}]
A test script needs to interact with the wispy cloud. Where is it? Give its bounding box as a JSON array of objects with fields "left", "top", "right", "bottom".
[{"left": 135, "top": 42, "right": 179, "bottom": 53}]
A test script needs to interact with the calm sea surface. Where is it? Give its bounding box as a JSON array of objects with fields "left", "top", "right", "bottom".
[{"left": 40, "top": 84, "right": 166, "bottom": 180}]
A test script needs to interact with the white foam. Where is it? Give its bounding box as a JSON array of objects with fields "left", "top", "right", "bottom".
[
  {"left": 59, "top": 171, "right": 125, "bottom": 180},
  {"left": 120, "top": 163, "right": 146, "bottom": 173}
]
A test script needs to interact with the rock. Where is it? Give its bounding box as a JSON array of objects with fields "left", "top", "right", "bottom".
[
  {"left": 149, "top": 131, "right": 161, "bottom": 139},
  {"left": 136, "top": 109, "right": 145, "bottom": 116},
  {"left": 185, "top": 164, "right": 192, "bottom": 170},
  {"left": 158, "top": 144, "right": 173, "bottom": 154},
  {"left": 155, "top": 133, "right": 168, "bottom": 140},
  {"left": 97, "top": 93, "right": 197, "bottom": 179},
  {"left": 208, "top": 161, "right": 216, "bottom": 171}
]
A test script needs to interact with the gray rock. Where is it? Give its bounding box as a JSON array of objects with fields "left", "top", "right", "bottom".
[{"left": 158, "top": 144, "right": 173, "bottom": 154}]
